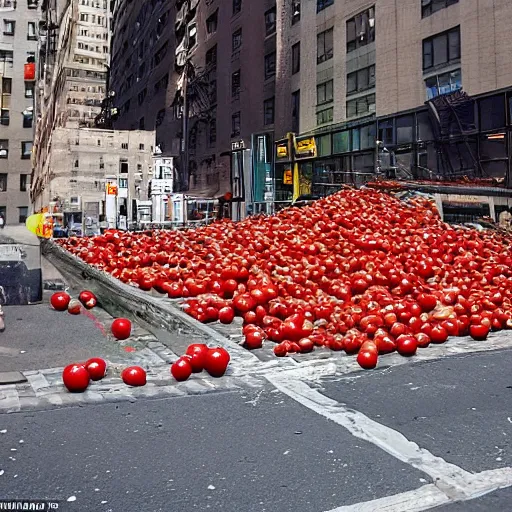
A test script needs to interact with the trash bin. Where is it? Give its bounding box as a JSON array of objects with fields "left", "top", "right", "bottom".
[{"left": 0, "top": 228, "right": 42, "bottom": 305}]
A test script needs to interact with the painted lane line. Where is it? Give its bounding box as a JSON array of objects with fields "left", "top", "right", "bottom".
[
  {"left": 326, "top": 484, "right": 450, "bottom": 512},
  {"left": 267, "top": 374, "right": 506, "bottom": 501},
  {"left": 326, "top": 468, "right": 512, "bottom": 512}
]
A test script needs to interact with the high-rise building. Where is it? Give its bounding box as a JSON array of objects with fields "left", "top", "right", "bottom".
[
  {"left": 110, "top": 0, "right": 512, "bottom": 222},
  {"left": 274, "top": 0, "right": 512, "bottom": 216},
  {"left": 32, "top": 0, "right": 111, "bottom": 209},
  {"left": 0, "top": 0, "right": 40, "bottom": 225},
  {"left": 109, "top": 0, "right": 279, "bottom": 219}
]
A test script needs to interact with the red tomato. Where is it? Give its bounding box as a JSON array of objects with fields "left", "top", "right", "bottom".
[
  {"left": 357, "top": 350, "right": 378, "bottom": 370},
  {"left": 397, "top": 336, "right": 418, "bottom": 357},
  {"left": 233, "top": 294, "right": 256, "bottom": 314},
  {"left": 430, "top": 325, "right": 448, "bottom": 344},
  {"left": 218, "top": 306, "right": 235, "bottom": 324},
  {"left": 204, "top": 347, "right": 230, "bottom": 377},
  {"left": 85, "top": 358, "right": 107, "bottom": 381},
  {"left": 298, "top": 338, "right": 314, "bottom": 353},
  {"left": 469, "top": 324, "right": 490, "bottom": 341},
  {"left": 185, "top": 344, "right": 209, "bottom": 372},
  {"left": 79, "top": 290, "right": 98, "bottom": 309},
  {"left": 111, "top": 318, "right": 132, "bottom": 340},
  {"left": 273, "top": 343, "right": 288, "bottom": 357},
  {"left": 67, "top": 300, "right": 81, "bottom": 315},
  {"left": 244, "top": 330, "right": 265, "bottom": 350},
  {"left": 62, "top": 364, "right": 90, "bottom": 392},
  {"left": 414, "top": 332, "right": 431, "bottom": 348},
  {"left": 50, "top": 291, "right": 71, "bottom": 311},
  {"left": 121, "top": 366, "right": 147, "bottom": 386},
  {"left": 171, "top": 357, "right": 193, "bottom": 381}
]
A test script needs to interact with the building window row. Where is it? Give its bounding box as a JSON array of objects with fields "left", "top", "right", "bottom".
[
  {"left": 422, "top": 25, "right": 460, "bottom": 70},
  {"left": 317, "top": 79, "right": 333, "bottom": 106},
  {"left": 0, "top": 140, "right": 32, "bottom": 159},
  {"left": 347, "top": 65, "right": 376, "bottom": 96},
  {"left": 422, "top": 0, "right": 458, "bottom": 18},
  {"left": 346, "top": 93, "right": 376, "bottom": 119},
  {"left": 317, "top": 27, "right": 333, "bottom": 64},
  {"left": 317, "top": 0, "right": 334, "bottom": 13}
]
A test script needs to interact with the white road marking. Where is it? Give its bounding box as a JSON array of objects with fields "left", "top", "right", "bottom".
[
  {"left": 326, "top": 484, "right": 450, "bottom": 512},
  {"left": 267, "top": 373, "right": 512, "bottom": 508}
]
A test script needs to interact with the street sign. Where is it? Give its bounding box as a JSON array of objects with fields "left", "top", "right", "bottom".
[
  {"left": 231, "top": 140, "right": 245, "bottom": 151},
  {"left": 0, "top": 244, "right": 23, "bottom": 262},
  {"left": 106, "top": 183, "right": 118, "bottom": 195}
]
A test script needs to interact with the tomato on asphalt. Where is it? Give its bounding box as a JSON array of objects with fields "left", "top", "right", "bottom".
[
  {"left": 397, "top": 336, "right": 418, "bottom": 356},
  {"left": 79, "top": 290, "right": 97, "bottom": 309},
  {"left": 185, "top": 344, "right": 210, "bottom": 372},
  {"left": 51, "top": 292, "right": 71, "bottom": 311},
  {"left": 357, "top": 350, "right": 378, "bottom": 370}
]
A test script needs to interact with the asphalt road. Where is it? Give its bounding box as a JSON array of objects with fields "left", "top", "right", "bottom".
[
  {"left": 1, "top": 348, "right": 512, "bottom": 511},
  {"left": 0, "top": 294, "right": 136, "bottom": 373}
]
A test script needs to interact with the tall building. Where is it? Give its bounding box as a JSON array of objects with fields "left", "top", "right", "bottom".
[
  {"left": 110, "top": 0, "right": 512, "bottom": 222},
  {"left": 109, "top": 0, "right": 278, "bottom": 218},
  {"left": 32, "top": 0, "right": 111, "bottom": 209},
  {"left": 31, "top": 0, "right": 156, "bottom": 231},
  {"left": 274, "top": 0, "right": 512, "bottom": 217},
  {"left": 0, "top": 0, "right": 40, "bottom": 225}
]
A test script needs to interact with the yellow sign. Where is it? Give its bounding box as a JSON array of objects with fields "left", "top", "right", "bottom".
[
  {"left": 295, "top": 137, "right": 317, "bottom": 159},
  {"left": 276, "top": 143, "right": 289, "bottom": 159},
  {"left": 283, "top": 169, "right": 293, "bottom": 185},
  {"left": 106, "top": 183, "right": 118, "bottom": 196},
  {"left": 25, "top": 213, "right": 52, "bottom": 239}
]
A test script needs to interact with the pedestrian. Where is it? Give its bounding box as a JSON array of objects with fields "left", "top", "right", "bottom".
[{"left": 0, "top": 214, "right": 4, "bottom": 229}]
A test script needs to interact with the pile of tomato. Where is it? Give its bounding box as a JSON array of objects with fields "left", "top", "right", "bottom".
[{"left": 58, "top": 188, "right": 512, "bottom": 369}]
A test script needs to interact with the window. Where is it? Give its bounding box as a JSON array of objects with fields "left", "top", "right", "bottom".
[
  {"left": 120, "top": 160, "right": 128, "bottom": 173},
  {"left": 206, "top": 45, "right": 217, "bottom": 67},
  {"left": 28, "top": 0, "right": 38, "bottom": 8},
  {"left": 206, "top": 10, "right": 218, "bottom": 34},
  {"left": 27, "top": 21, "right": 36, "bottom": 40},
  {"left": 422, "top": 0, "right": 459, "bottom": 18},
  {"left": 119, "top": 178, "right": 128, "bottom": 189},
  {"left": 18, "top": 207, "right": 28, "bottom": 223},
  {"left": 232, "top": 28, "right": 242, "bottom": 52},
  {"left": 422, "top": 26, "right": 460, "bottom": 70},
  {"left": 21, "top": 141, "right": 32, "bottom": 159},
  {"left": 139, "top": 144, "right": 145, "bottom": 150},
  {"left": 233, "top": 0, "right": 241, "bottom": 15},
  {"left": 3, "top": 19, "right": 14, "bottom": 36},
  {"left": 0, "top": 110, "right": 9, "bottom": 126},
  {"left": 347, "top": 65, "right": 376, "bottom": 95},
  {"left": 23, "top": 110, "right": 33, "bottom": 128},
  {"left": 23, "top": 82, "right": 32, "bottom": 98},
  {"left": 121, "top": 142, "right": 128, "bottom": 149},
  {"left": 209, "top": 79, "right": 217, "bottom": 104},
  {"left": 264, "top": 97, "right": 275, "bottom": 125},
  {"left": 264, "top": 52, "right": 276, "bottom": 79},
  {"left": 333, "top": 130, "right": 350, "bottom": 153},
  {"left": 317, "top": 80, "right": 333, "bottom": 105},
  {"left": 317, "top": 28, "right": 333, "bottom": 64},
  {"left": 0, "top": 140, "right": 8, "bottom": 158},
  {"left": 292, "top": 0, "right": 301, "bottom": 24},
  {"left": 265, "top": 7, "right": 276, "bottom": 36},
  {"left": 20, "top": 174, "right": 28, "bottom": 192},
  {"left": 232, "top": 111, "right": 241, "bottom": 137},
  {"left": 292, "top": 43, "right": 300, "bottom": 74},
  {"left": 292, "top": 90, "right": 300, "bottom": 133},
  {"left": 231, "top": 70, "right": 241, "bottom": 99},
  {"left": 346, "top": 7, "right": 375, "bottom": 53},
  {"left": 0, "top": 50, "right": 13, "bottom": 68},
  {"left": 346, "top": 93, "right": 376, "bottom": 118},
  {"left": 479, "top": 94, "right": 506, "bottom": 131},
  {"left": 425, "top": 68, "right": 462, "bottom": 99},
  {"left": 317, "top": 0, "right": 334, "bottom": 13},
  {"left": 0, "top": 173, "right": 6, "bottom": 191},
  {"left": 2, "top": 77, "right": 11, "bottom": 95},
  {"left": 317, "top": 107, "right": 333, "bottom": 125}
]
